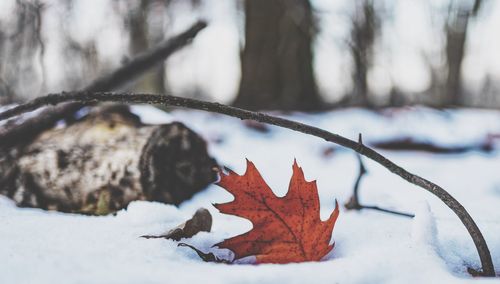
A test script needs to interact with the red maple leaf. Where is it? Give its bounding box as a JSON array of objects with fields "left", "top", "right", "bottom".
[{"left": 214, "top": 159, "right": 339, "bottom": 264}]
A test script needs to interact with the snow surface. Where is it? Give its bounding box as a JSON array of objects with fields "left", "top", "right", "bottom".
[{"left": 2, "top": 106, "right": 500, "bottom": 283}]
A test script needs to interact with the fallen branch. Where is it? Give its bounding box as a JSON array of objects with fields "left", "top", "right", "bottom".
[
  {"left": 0, "top": 21, "right": 207, "bottom": 149},
  {"left": 0, "top": 91, "right": 495, "bottom": 276},
  {"left": 372, "top": 137, "right": 493, "bottom": 154},
  {"left": 345, "top": 134, "right": 414, "bottom": 218}
]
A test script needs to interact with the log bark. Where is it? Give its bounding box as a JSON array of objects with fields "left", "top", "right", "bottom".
[{"left": 0, "top": 105, "right": 217, "bottom": 214}]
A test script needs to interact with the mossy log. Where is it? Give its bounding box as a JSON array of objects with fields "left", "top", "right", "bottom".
[{"left": 0, "top": 105, "right": 217, "bottom": 214}]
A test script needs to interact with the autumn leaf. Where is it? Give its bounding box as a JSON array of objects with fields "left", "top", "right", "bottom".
[{"left": 213, "top": 159, "right": 339, "bottom": 264}]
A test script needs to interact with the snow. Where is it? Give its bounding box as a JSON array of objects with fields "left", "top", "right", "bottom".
[
  {"left": 411, "top": 201, "right": 438, "bottom": 248},
  {"left": 2, "top": 106, "right": 500, "bottom": 283}
]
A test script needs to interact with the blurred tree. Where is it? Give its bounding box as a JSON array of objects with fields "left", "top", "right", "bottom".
[
  {"left": 0, "top": 0, "right": 45, "bottom": 102},
  {"left": 125, "top": 0, "right": 168, "bottom": 94},
  {"left": 442, "top": 0, "right": 483, "bottom": 105},
  {"left": 347, "top": 0, "right": 380, "bottom": 106},
  {"left": 56, "top": 0, "right": 103, "bottom": 92},
  {"left": 233, "top": 0, "right": 323, "bottom": 111}
]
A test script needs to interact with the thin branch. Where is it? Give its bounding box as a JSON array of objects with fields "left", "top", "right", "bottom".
[
  {"left": 361, "top": 205, "right": 414, "bottom": 218},
  {"left": 0, "top": 91, "right": 495, "bottom": 276},
  {"left": 345, "top": 134, "right": 415, "bottom": 218},
  {"left": 345, "top": 133, "right": 367, "bottom": 210},
  {"left": 0, "top": 21, "right": 207, "bottom": 149}
]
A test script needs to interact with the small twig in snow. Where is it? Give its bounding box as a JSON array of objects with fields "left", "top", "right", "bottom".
[{"left": 344, "top": 134, "right": 414, "bottom": 218}]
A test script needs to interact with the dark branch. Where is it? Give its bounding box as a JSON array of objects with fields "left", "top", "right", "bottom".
[
  {"left": 361, "top": 205, "right": 414, "bottom": 218},
  {"left": 372, "top": 137, "right": 493, "bottom": 154},
  {"left": 345, "top": 134, "right": 367, "bottom": 210},
  {"left": 0, "top": 21, "right": 207, "bottom": 148},
  {"left": 344, "top": 134, "right": 415, "bottom": 218},
  {"left": 0, "top": 91, "right": 495, "bottom": 276}
]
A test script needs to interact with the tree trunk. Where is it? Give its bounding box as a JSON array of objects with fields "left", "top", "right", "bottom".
[
  {"left": 444, "top": 12, "right": 468, "bottom": 106},
  {"left": 233, "top": 0, "right": 323, "bottom": 111},
  {"left": 128, "top": 0, "right": 168, "bottom": 94},
  {"left": 0, "top": 106, "right": 217, "bottom": 214},
  {"left": 349, "top": 0, "right": 379, "bottom": 106},
  {"left": 442, "top": 0, "right": 483, "bottom": 106}
]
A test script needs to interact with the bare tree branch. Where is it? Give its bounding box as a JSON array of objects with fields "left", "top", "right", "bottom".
[
  {"left": 345, "top": 134, "right": 414, "bottom": 218},
  {"left": 0, "top": 21, "right": 207, "bottom": 149},
  {"left": 0, "top": 91, "right": 495, "bottom": 276}
]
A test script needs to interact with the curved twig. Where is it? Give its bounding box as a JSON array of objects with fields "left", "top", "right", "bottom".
[
  {"left": 345, "top": 134, "right": 415, "bottom": 218},
  {"left": 0, "top": 91, "right": 495, "bottom": 276}
]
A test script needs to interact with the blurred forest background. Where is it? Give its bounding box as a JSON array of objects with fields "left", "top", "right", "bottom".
[{"left": 0, "top": 0, "right": 499, "bottom": 110}]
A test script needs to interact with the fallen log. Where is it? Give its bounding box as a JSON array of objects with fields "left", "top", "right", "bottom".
[
  {"left": 0, "top": 105, "right": 217, "bottom": 214},
  {"left": 0, "top": 21, "right": 211, "bottom": 213}
]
